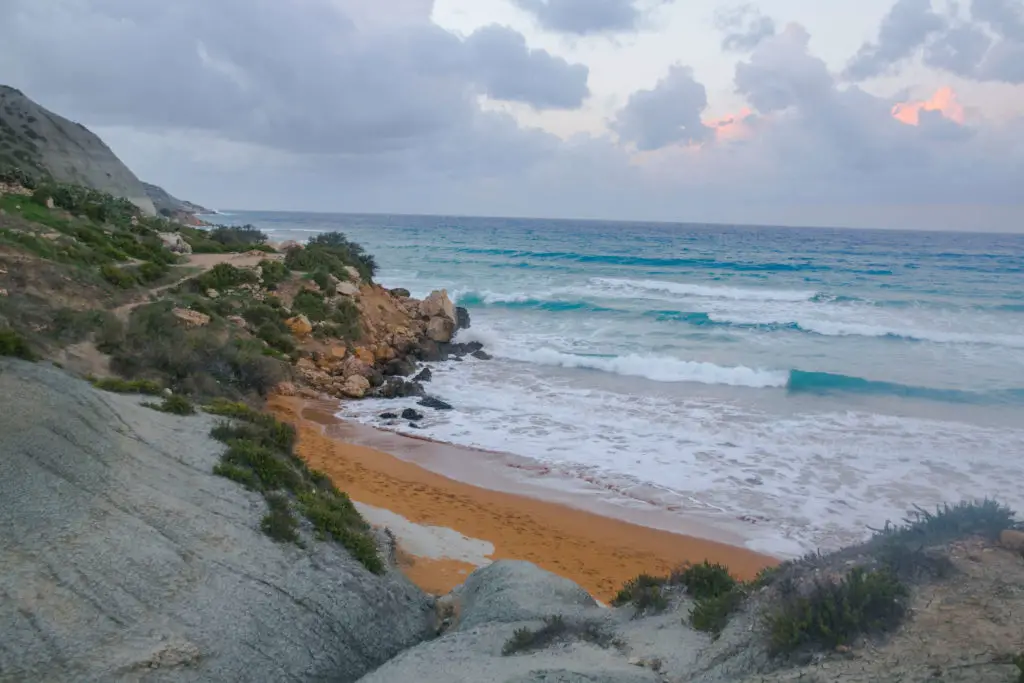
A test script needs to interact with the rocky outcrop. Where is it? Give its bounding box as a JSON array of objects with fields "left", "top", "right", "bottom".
[
  {"left": 0, "top": 85, "right": 156, "bottom": 215},
  {"left": 171, "top": 307, "right": 211, "bottom": 327},
  {"left": 142, "top": 181, "right": 208, "bottom": 216},
  {"left": 159, "top": 231, "right": 193, "bottom": 254},
  {"left": 0, "top": 360, "right": 435, "bottom": 682}
]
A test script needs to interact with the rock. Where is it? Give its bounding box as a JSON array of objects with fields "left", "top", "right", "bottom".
[
  {"left": 286, "top": 314, "right": 313, "bottom": 338},
  {"left": 413, "top": 367, "right": 432, "bottom": 383},
  {"left": 441, "top": 341, "right": 484, "bottom": 358},
  {"left": 340, "top": 375, "right": 371, "bottom": 399},
  {"left": 44, "top": 196, "right": 55, "bottom": 209},
  {"left": 344, "top": 266, "right": 361, "bottom": 282},
  {"left": 401, "top": 408, "right": 424, "bottom": 421},
  {"left": 374, "top": 344, "right": 398, "bottom": 363},
  {"left": 1000, "top": 529, "right": 1024, "bottom": 552},
  {"left": 416, "top": 340, "right": 444, "bottom": 362},
  {"left": 331, "top": 346, "right": 348, "bottom": 360},
  {"left": 426, "top": 316, "right": 456, "bottom": 343},
  {"left": 390, "top": 288, "right": 411, "bottom": 298},
  {"left": 227, "top": 315, "right": 248, "bottom": 330},
  {"left": 275, "top": 381, "right": 298, "bottom": 397},
  {"left": 471, "top": 350, "right": 493, "bottom": 361},
  {"left": 377, "top": 378, "right": 425, "bottom": 399},
  {"left": 354, "top": 347, "right": 376, "bottom": 366},
  {"left": 0, "top": 288, "right": 7, "bottom": 297},
  {"left": 171, "top": 307, "right": 211, "bottom": 328},
  {"left": 456, "top": 306, "right": 471, "bottom": 331},
  {"left": 336, "top": 281, "right": 360, "bottom": 297},
  {"left": 420, "top": 290, "right": 456, "bottom": 322},
  {"left": 408, "top": 422, "right": 423, "bottom": 429},
  {"left": 0, "top": 361, "right": 435, "bottom": 682},
  {"left": 367, "top": 369, "right": 385, "bottom": 388},
  {"left": 158, "top": 231, "right": 193, "bottom": 254},
  {"left": 384, "top": 357, "right": 417, "bottom": 377},
  {"left": 379, "top": 412, "right": 399, "bottom": 420},
  {"left": 418, "top": 396, "right": 453, "bottom": 411},
  {"left": 280, "top": 240, "right": 303, "bottom": 252},
  {"left": 206, "top": 288, "right": 219, "bottom": 299},
  {"left": 340, "top": 356, "right": 373, "bottom": 380}
]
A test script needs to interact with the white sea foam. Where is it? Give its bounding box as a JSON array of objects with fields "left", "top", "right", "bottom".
[
  {"left": 342, "top": 357, "right": 1024, "bottom": 556},
  {"left": 589, "top": 277, "right": 818, "bottom": 302}
]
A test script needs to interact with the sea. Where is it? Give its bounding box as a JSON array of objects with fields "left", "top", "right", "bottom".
[{"left": 218, "top": 211, "right": 1024, "bottom": 557}]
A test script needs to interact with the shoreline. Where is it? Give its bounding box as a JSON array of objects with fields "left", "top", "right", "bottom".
[{"left": 270, "top": 395, "right": 777, "bottom": 601}]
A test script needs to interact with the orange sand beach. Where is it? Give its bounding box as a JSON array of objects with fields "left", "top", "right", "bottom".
[{"left": 270, "top": 395, "right": 777, "bottom": 602}]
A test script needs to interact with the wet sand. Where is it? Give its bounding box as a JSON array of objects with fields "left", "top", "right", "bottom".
[{"left": 270, "top": 395, "right": 777, "bottom": 602}]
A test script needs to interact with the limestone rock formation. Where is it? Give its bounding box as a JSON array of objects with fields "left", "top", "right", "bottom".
[
  {"left": 0, "top": 361, "right": 435, "bottom": 682},
  {"left": 0, "top": 85, "right": 156, "bottom": 215}
]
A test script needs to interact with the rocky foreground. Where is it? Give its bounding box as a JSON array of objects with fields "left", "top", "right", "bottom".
[{"left": 2, "top": 359, "right": 1023, "bottom": 683}]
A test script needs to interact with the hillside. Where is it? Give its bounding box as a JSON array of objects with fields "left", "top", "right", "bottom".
[
  {"left": 0, "top": 85, "right": 155, "bottom": 215},
  {"left": 143, "top": 181, "right": 210, "bottom": 217}
]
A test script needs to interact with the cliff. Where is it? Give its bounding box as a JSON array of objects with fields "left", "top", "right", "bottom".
[
  {"left": 143, "top": 181, "right": 209, "bottom": 217},
  {"left": 0, "top": 85, "right": 156, "bottom": 215}
]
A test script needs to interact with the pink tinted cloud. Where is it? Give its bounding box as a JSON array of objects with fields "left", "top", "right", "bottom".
[{"left": 892, "top": 86, "right": 966, "bottom": 126}]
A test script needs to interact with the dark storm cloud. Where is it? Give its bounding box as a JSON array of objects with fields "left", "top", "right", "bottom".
[
  {"left": 843, "top": 0, "right": 948, "bottom": 80},
  {"left": 715, "top": 4, "right": 776, "bottom": 52},
  {"left": 465, "top": 25, "right": 590, "bottom": 108},
  {"left": 0, "top": 0, "right": 590, "bottom": 155},
  {"left": 612, "top": 66, "right": 712, "bottom": 150}
]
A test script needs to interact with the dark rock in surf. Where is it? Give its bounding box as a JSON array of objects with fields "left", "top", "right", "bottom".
[
  {"left": 418, "top": 396, "right": 453, "bottom": 411},
  {"left": 367, "top": 369, "right": 385, "bottom": 388},
  {"left": 377, "top": 378, "right": 425, "bottom": 399},
  {"left": 390, "top": 288, "right": 411, "bottom": 298},
  {"left": 455, "top": 306, "right": 471, "bottom": 331},
  {"left": 415, "top": 340, "right": 444, "bottom": 362},
  {"left": 408, "top": 422, "right": 423, "bottom": 429},
  {"left": 384, "top": 357, "right": 416, "bottom": 377},
  {"left": 413, "top": 367, "right": 432, "bottom": 383},
  {"left": 402, "top": 408, "right": 424, "bottom": 421},
  {"left": 471, "top": 350, "right": 492, "bottom": 361},
  {"left": 379, "top": 412, "right": 399, "bottom": 420}
]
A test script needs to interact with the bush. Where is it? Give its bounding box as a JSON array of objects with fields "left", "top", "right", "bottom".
[
  {"left": 285, "top": 231, "right": 377, "bottom": 282},
  {"left": 1014, "top": 653, "right": 1024, "bottom": 683},
  {"left": 91, "top": 376, "right": 163, "bottom": 395},
  {"left": 146, "top": 394, "right": 196, "bottom": 415},
  {"left": 672, "top": 561, "right": 737, "bottom": 600},
  {"left": 292, "top": 290, "right": 329, "bottom": 322},
  {"left": 502, "top": 616, "right": 616, "bottom": 656},
  {"left": 311, "top": 268, "right": 336, "bottom": 296},
  {"left": 0, "top": 328, "right": 37, "bottom": 360},
  {"left": 208, "top": 224, "right": 268, "bottom": 248},
  {"left": 137, "top": 260, "right": 170, "bottom": 284},
  {"left": 690, "top": 589, "right": 745, "bottom": 637},
  {"left": 100, "top": 264, "right": 138, "bottom": 289},
  {"left": 259, "top": 259, "right": 290, "bottom": 290},
  {"left": 262, "top": 493, "right": 300, "bottom": 544},
  {"left": 870, "top": 499, "right": 1018, "bottom": 545},
  {"left": 765, "top": 567, "right": 908, "bottom": 655},
  {"left": 298, "top": 489, "right": 383, "bottom": 574},
  {"left": 611, "top": 574, "right": 668, "bottom": 614},
  {"left": 196, "top": 263, "right": 260, "bottom": 292}
]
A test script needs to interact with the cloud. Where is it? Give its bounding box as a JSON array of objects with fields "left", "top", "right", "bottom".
[
  {"left": 892, "top": 86, "right": 966, "bottom": 125},
  {"left": 971, "top": 0, "right": 1024, "bottom": 40},
  {"left": 715, "top": 4, "right": 776, "bottom": 52},
  {"left": 510, "top": 0, "right": 655, "bottom": 34},
  {"left": 734, "top": 24, "right": 833, "bottom": 113},
  {"left": 844, "top": 0, "right": 948, "bottom": 80},
  {"left": 612, "top": 65, "right": 712, "bottom": 150},
  {"left": 465, "top": 25, "right": 590, "bottom": 109}
]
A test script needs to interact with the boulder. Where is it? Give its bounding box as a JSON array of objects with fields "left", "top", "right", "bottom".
[
  {"left": 1000, "top": 529, "right": 1024, "bottom": 552},
  {"left": 331, "top": 346, "right": 348, "bottom": 360},
  {"left": 416, "top": 340, "right": 444, "bottom": 362},
  {"left": 336, "top": 281, "right": 360, "bottom": 297},
  {"left": 354, "top": 347, "right": 376, "bottom": 366},
  {"left": 340, "top": 356, "right": 373, "bottom": 380},
  {"left": 172, "top": 307, "right": 211, "bottom": 328},
  {"left": 390, "top": 288, "right": 412, "bottom": 298},
  {"left": 418, "top": 396, "right": 453, "bottom": 411},
  {"left": 344, "top": 266, "right": 361, "bottom": 282},
  {"left": 456, "top": 306, "right": 471, "bottom": 331},
  {"left": 158, "top": 231, "right": 193, "bottom": 254},
  {"left": 471, "top": 350, "right": 493, "bottom": 361},
  {"left": 377, "top": 378, "right": 425, "bottom": 399},
  {"left": 413, "top": 367, "right": 432, "bottom": 383},
  {"left": 420, "top": 290, "right": 456, "bottom": 322},
  {"left": 427, "top": 316, "right": 456, "bottom": 344},
  {"left": 401, "top": 408, "right": 425, "bottom": 421},
  {"left": 379, "top": 412, "right": 399, "bottom": 420},
  {"left": 285, "top": 314, "right": 313, "bottom": 338},
  {"left": 275, "top": 381, "right": 298, "bottom": 397},
  {"left": 384, "top": 357, "right": 417, "bottom": 377},
  {"left": 0, "top": 361, "right": 435, "bottom": 682},
  {"left": 340, "top": 375, "right": 371, "bottom": 399}
]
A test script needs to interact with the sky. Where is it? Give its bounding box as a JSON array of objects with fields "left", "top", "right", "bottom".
[{"left": 1, "top": 0, "right": 1023, "bottom": 231}]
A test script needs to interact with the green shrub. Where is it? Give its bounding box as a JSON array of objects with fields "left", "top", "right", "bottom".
[
  {"left": 285, "top": 231, "right": 376, "bottom": 282},
  {"left": 262, "top": 493, "right": 300, "bottom": 544},
  {"left": 100, "top": 264, "right": 138, "bottom": 289},
  {"left": 256, "top": 322, "right": 296, "bottom": 354},
  {"left": 870, "top": 499, "right": 1017, "bottom": 545},
  {"left": 298, "top": 490, "right": 383, "bottom": 574},
  {"left": 208, "top": 224, "right": 268, "bottom": 249},
  {"left": 196, "top": 263, "right": 259, "bottom": 292},
  {"left": 765, "top": 567, "right": 908, "bottom": 655},
  {"left": 0, "top": 328, "right": 37, "bottom": 360},
  {"left": 611, "top": 574, "right": 669, "bottom": 614},
  {"left": 213, "top": 462, "right": 261, "bottom": 490},
  {"left": 501, "top": 616, "right": 615, "bottom": 656},
  {"left": 136, "top": 260, "right": 170, "bottom": 284},
  {"left": 146, "top": 394, "right": 196, "bottom": 415},
  {"left": 292, "top": 290, "right": 329, "bottom": 322},
  {"left": 311, "top": 268, "right": 336, "bottom": 296},
  {"left": 91, "top": 377, "right": 163, "bottom": 395},
  {"left": 222, "top": 440, "right": 303, "bottom": 493},
  {"left": 1014, "top": 653, "right": 1023, "bottom": 683},
  {"left": 690, "top": 589, "right": 744, "bottom": 637},
  {"left": 672, "top": 561, "right": 737, "bottom": 600},
  {"left": 329, "top": 299, "right": 361, "bottom": 340},
  {"left": 259, "top": 259, "right": 290, "bottom": 290}
]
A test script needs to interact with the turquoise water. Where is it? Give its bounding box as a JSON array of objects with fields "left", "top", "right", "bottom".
[{"left": 225, "top": 212, "right": 1024, "bottom": 555}]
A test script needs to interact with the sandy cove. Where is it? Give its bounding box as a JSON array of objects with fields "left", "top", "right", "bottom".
[{"left": 269, "top": 395, "right": 777, "bottom": 602}]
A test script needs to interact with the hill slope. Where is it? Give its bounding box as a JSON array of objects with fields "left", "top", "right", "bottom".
[{"left": 0, "top": 85, "right": 156, "bottom": 215}]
